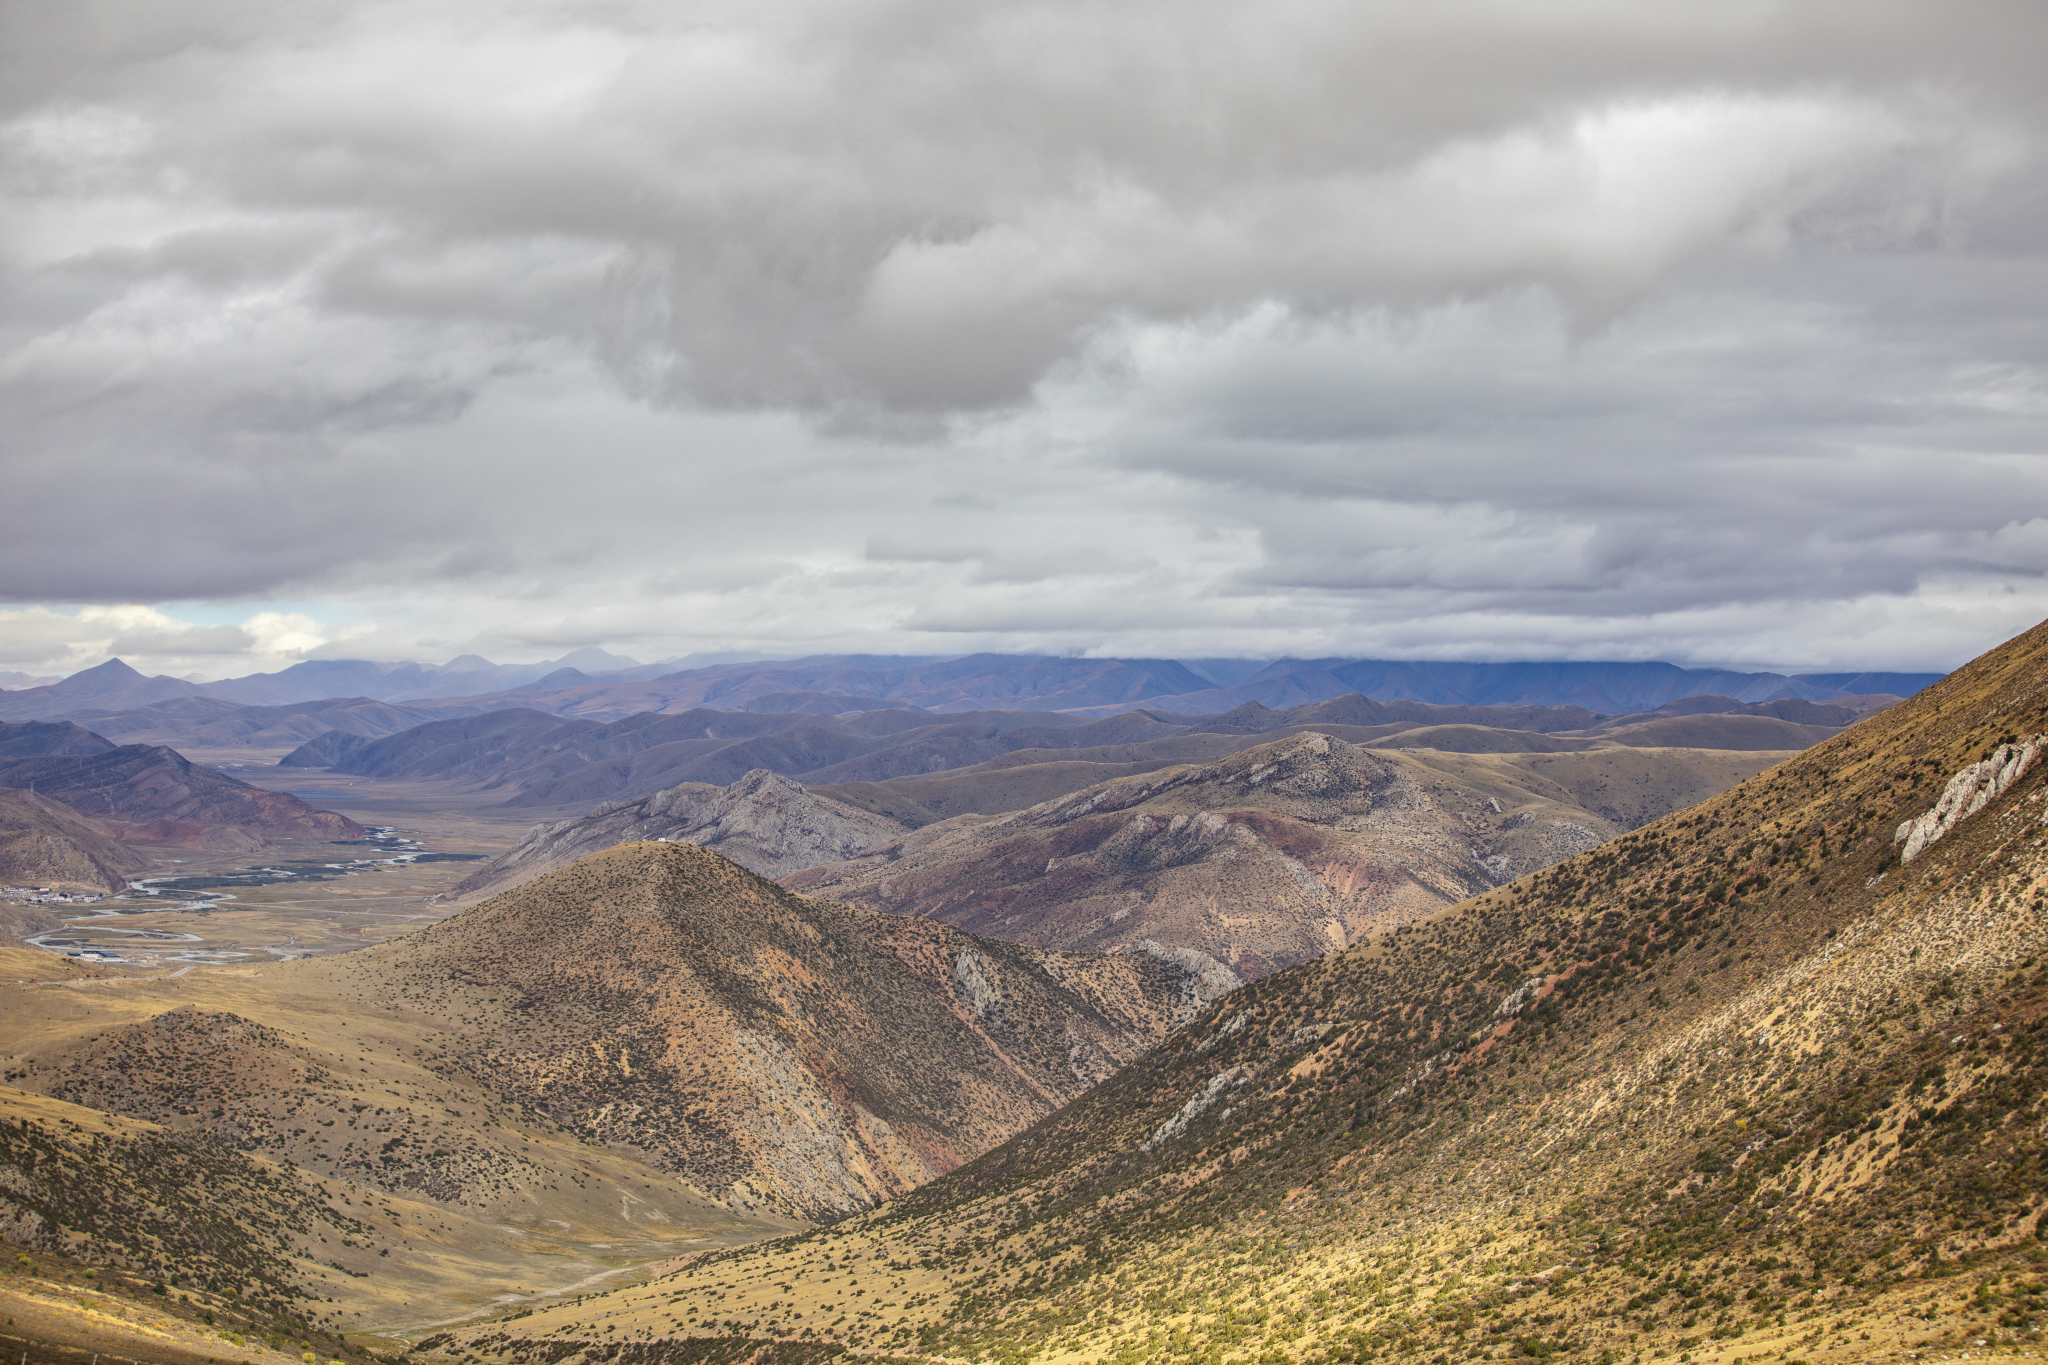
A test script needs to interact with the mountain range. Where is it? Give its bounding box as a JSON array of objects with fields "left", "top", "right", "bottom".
[
  {"left": 420, "top": 615, "right": 2048, "bottom": 1365},
  {"left": 5, "top": 624, "right": 2035, "bottom": 1365},
  {"left": 0, "top": 652, "right": 1940, "bottom": 736},
  {"left": 446, "top": 731, "right": 1797, "bottom": 981},
  {"left": 278, "top": 691, "right": 1856, "bottom": 819}
]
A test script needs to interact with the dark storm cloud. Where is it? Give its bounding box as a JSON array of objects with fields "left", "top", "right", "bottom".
[{"left": 1, "top": 0, "right": 2045, "bottom": 672}]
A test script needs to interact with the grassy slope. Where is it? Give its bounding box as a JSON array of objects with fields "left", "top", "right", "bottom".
[
  {"left": 1, "top": 844, "right": 1198, "bottom": 1335},
  {"left": 448, "top": 618, "right": 2048, "bottom": 1365}
]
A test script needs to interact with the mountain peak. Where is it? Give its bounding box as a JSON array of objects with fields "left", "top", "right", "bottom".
[{"left": 72, "top": 657, "right": 144, "bottom": 681}]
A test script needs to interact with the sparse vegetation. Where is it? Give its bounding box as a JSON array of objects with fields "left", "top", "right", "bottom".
[{"left": 431, "top": 619, "right": 2048, "bottom": 1363}]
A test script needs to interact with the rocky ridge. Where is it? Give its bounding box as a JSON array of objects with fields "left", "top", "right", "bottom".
[
  {"left": 439, "top": 768, "right": 904, "bottom": 903},
  {"left": 791, "top": 732, "right": 1673, "bottom": 978}
]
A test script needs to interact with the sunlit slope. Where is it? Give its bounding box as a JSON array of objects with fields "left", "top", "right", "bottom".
[
  {"left": 0, "top": 1084, "right": 646, "bottom": 1339},
  {"left": 347, "top": 841, "right": 1205, "bottom": 1220},
  {"left": 453, "top": 617, "right": 2048, "bottom": 1364},
  {"left": 2, "top": 966, "right": 789, "bottom": 1334}
]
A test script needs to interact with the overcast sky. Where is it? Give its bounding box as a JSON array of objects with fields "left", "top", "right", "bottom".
[{"left": 4, "top": 0, "right": 2046, "bottom": 680}]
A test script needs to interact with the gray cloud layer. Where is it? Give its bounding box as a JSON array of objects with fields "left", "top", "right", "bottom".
[{"left": 3, "top": 0, "right": 2046, "bottom": 673}]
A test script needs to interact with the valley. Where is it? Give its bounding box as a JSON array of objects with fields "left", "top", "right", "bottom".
[
  {"left": 2, "top": 643, "right": 2003, "bottom": 1365},
  {"left": 420, "top": 623, "right": 2048, "bottom": 1365}
]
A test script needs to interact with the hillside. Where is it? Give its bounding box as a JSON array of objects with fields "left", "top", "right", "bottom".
[
  {"left": 0, "top": 788, "right": 151, "bottom": 892},
  {"left": 0, "top": 746, "right": 362, "bottom": 849},
  {"left": 440, "top": 767, "right": 906, "bottom": 902},
  {"left": 789, "top": 734, "right": 1791, "bottom": 979},
  {"left": 0, "top": 720, "right": 117, "bottom": 760},
  {"left": 443, "top": 618, "right": 2048, "bottom": 1365},
  {"left": 66, "top": 694, "right": 468, "bottom": 750},
  {"left": 347, "top": 842, "right": 1213, "bottom": 1219},
  {"left": 0, "top": 1083, "right": 650, "bottom": 1342},
  {"left": 5, "top": 842, "right": 1213, "bottom": 1239}
]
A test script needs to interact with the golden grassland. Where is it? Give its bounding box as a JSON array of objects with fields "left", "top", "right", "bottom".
[{"left": 0, "top": 951, "right": 792, "bottom": 1339}]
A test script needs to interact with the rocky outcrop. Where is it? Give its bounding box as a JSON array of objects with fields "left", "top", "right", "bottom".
[
  {"left": 440, "top": 768, "right": 907, "bottom": 903},
  {"left": 1472, "top": 811, "right": 1607, "bottom": 883},
  {"left": 1895, "top": 735, "right": 2045, "bottom": 861}
]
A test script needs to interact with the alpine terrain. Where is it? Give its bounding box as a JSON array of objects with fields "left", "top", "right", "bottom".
[{"left": 433, "top": 618, "right": 2048, "bottom": 1365}]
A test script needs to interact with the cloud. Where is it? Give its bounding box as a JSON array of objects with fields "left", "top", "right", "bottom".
[
  {"left": 1, "top": 0, "right": 2045, "bottom": 674},
  {"left": 0, "top": 606, "right": 321, "bottom": 676}
]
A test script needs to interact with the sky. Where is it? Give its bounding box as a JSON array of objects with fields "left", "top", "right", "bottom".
[{"left": 4, "top": 0, "right": 2046, "bottom": 682}]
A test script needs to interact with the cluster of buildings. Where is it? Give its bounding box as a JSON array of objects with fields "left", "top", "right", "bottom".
[{"left": 1, "top": 886, "right": 107, "bottom": 905}]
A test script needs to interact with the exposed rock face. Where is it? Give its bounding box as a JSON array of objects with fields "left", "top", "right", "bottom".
[
  {"left": 360, "top": 840, "right": 1213, "bottom": 1220},
  {"left": 439, "top": 768, "right": 906, "bottom": 902},
  {"left": 0, "top": 788, "right": 151, "bottom": 892},
  {"left": 786, "top": 732, "right": 1628, "bottom": 980},
  {"left": 1895, "top": 735, "right": 2045, "bottom": 861}
]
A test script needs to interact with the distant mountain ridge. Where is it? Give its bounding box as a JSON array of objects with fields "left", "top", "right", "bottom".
[
  {"left": 278, "top": 690, "right": 1865, "bottom": 817},
  {"left": 0, "top": 652, "right": 1942, "bottom": 729}
]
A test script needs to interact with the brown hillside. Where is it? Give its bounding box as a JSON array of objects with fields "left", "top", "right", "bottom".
[
  {"left": 454, "top": 617, "right": 2048, "bottom": 1365},
  {"left": 1, "top": 837, "right": 1209, "bottom": 1330},
  {"left": 0, "top": 747, "right": 361, "bottom": 849},
  {"left": 335, "top": 841, "right": 1208, "bottom": 1221},
  {"left": 0, "top": 788, "right": 150, "bottom": 892},
  {"left": 790, "top": 732, "right": 1790, "bottom": 979}
]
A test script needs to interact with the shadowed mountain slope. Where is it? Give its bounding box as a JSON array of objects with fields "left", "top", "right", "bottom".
[
  {"left": 0, "top": 720, "right": 118, "bottom": 760},
  {"left": 337, "top": 841, "right": 1217, "bottom": 1220},
  {"left": 1113, "top": 656, "right": 1942, "bottom": 717},
  {"left": 450, "top": 619, "right": 2048, "bottom": 1365},
  {"left": 0, "top": 788, "right": 150, "bottom": 891},
  {"left": 67, "top": 694, "right": 468, "bottom": 750},
  {"left": 0, "top": 746, "right": 362, "bottom": 849},
  {"left": 439, "top": 767, "right": 907, "bottom": 902},
  {"left": 338, "top": 653, "right": 1936, "bottom": 720},
  {"left": 292, "top": 705, "right": 1096, "bottom": 802}
]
